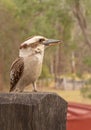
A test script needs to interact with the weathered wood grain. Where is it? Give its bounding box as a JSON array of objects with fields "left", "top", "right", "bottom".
[{"left": 0, "top": 92, "right": 67, "bottom": 130}]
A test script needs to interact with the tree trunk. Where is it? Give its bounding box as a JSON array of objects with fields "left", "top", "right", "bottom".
[{"left": 73, "top": 0, "right": 91, "bottom": 48}]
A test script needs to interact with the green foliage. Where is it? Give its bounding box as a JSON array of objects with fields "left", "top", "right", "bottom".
[
  {"left": 40, "top": 64, "right": 51, "bottom": 79},
  {"left": 69, "top": 43, "right": 78, "bottom": 51},
  {"left": 0, "top": 0, "right": 18, "bottom": 13},
  {"left": 81, "top": 86, "right": 91, "bottom": 99},
  {"left": 76, "top": 72, "right": 82, "bottom": 78},
  {"left": 81, "top": 78, "right": 91, "bottom": 98},
  {"left": 83, "top": 56, "right": 91, "bottom": 67},
  {"left": 0, "top": 0, "right": 91, "bottom": 87}
]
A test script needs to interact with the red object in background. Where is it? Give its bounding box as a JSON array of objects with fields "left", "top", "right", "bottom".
[{"left": 67, "top": 102, "right": 91, "bottom": 130}]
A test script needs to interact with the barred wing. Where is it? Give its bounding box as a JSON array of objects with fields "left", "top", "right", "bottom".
[{"left": 10, "top": 57, "right": 24, "bottom": 92}]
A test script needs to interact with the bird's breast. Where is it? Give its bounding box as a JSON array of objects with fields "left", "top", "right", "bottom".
[{"left": 23, "top": 54, "right": 43, "bottom": 82}]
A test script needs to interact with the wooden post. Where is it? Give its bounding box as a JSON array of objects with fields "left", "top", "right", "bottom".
[{"left": 0, "top": 92, "right": 67, "bottom": 130}]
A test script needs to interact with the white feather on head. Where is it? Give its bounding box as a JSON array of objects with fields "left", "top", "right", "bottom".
[
  {"left": 21, "top": 36, "right": 47, "bottom": 46},
  {"left": 19, "top": 36, "right": 46, "bottom": 57}
]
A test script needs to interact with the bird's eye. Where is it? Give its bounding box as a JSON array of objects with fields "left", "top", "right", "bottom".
[{"left": 39, "top": 38, "right": 45, "bottom": 43}]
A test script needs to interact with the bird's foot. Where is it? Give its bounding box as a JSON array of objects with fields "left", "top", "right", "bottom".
[
  {"left": 10, "top": 88, "right": 21, "bottom": 93},
  {"left": 32, "top": 89, "right": 38, "bottom": 92}
]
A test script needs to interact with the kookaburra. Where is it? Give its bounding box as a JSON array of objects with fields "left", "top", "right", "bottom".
[{"left": 10, "top": 36, "right": 62, "bottom": 92}]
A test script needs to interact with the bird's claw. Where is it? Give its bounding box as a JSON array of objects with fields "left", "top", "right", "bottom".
[{"left": 32, "top": 89, "right": 38, "bottom": 92}]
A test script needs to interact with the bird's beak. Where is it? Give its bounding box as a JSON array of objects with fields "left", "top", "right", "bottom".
[{"left": 43, "top": 39, "right": 62, "bottom": 46}]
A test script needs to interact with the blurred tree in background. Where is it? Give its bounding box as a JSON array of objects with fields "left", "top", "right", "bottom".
[{"left": 0, "top": 0, "right": 91, "bottom": 89}]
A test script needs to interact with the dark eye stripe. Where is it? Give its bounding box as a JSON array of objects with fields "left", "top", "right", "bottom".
[
  {"left": 20, "top": 42, "right": 39, "bottom": 49},
  {"left": 20, "top": 44, "right": 28, "bottom": 49},
  {"left": 19, "top": 38, "right": 45, "bottom": 49}
]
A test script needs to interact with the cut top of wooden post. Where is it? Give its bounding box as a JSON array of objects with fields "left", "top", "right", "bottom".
[{"left": 0, "top": 92, "right": 67, "bottom": 130}]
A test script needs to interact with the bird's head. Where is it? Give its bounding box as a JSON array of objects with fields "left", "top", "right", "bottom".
[{"left": 19, "top": 35, "right": 62, "bottom": 57}]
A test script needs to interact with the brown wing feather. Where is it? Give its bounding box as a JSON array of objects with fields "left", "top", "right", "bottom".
[{"left": 10, "top": 57, "right": 24, "bottom": 92}]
